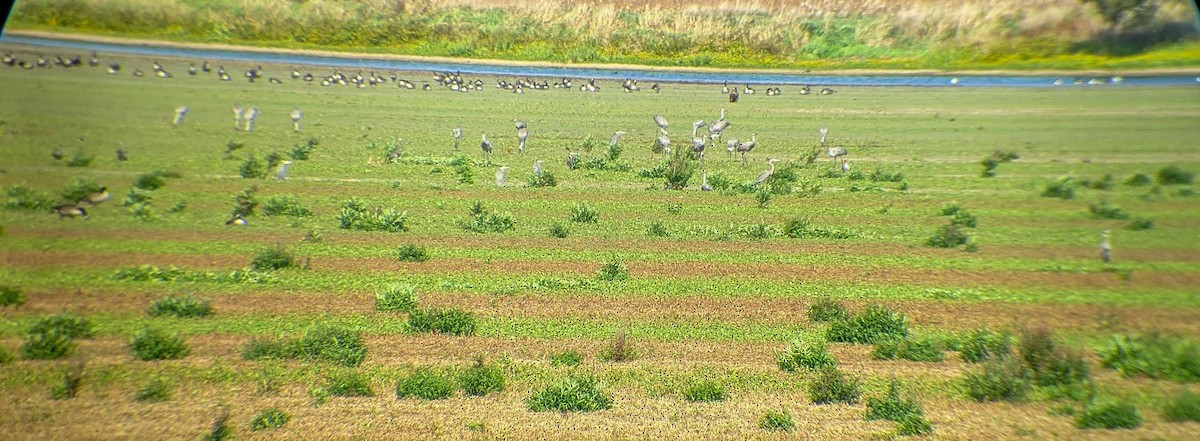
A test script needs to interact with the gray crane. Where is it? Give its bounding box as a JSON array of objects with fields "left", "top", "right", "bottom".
[
  {"left": 610, "top": 131, "right": 626, "bottom": 149},
  {"left": 244, "top": 107, "right": 259, "bottom": 132},
  {"left": 173, "top": 106, "right": 188, "bottom": 126},
  {"left": 1100, "top": 229, "right": 1111, "bottom": 263},
  {"left": 653, "top": 115, "right": 669, "bottom": 135},
  {"left": 566, "top": 152, "right": 579, "bottom": 170},
  {"left": 736, "top": 133, "right": 757, "bottom": 164},
  {"left": 291, "top": 109, "right": 302, "bottom": 132},
  {"left": 480, "top": 131, "right": 493, "bottom": 161},
  {"left": 691, "top": 120, "right": 708, "bottom": 158},
  {"left": 232, "top": 105, "right": 244, "bottom": 131},
  {"left": 708, "top": 119, "right": 730, "bottom": 145},
  {"left": 495, "top": 166, "right": 509, "bottom": 187},
  {"left": 828, "top": 146, "right": 848, "bottom": 162},
  {"left": 656, "top": 134, "right": 671, "bottom": 155},
  {"left": 841, "top": 158, "right": 851, "bottom": 173},
  {"left": 452, "top": 127, "right": 463, "bottom": 150},
  {"left": 275, "top": 160, "right": 292, "bottom": 180},
  {"left": 819, "top": 127, "right": 828, "bottom": 146},
  {"left": 514, "top": 119, "right": 527, "bottom": 130},
  {"left": 533, "top": 160, "right": 543, "bottom": 177},
  {"left": 754, "top": 158, "right": 780, "bottom": 186},
  {"left": 725, "top": 138, "right": 738, "bottom": 159},
  {"left": 517, "top": 125, "right": 529, "bottom": 154},
  {"left": 700, "top": 170, "right": 713, "bottom": 191}
]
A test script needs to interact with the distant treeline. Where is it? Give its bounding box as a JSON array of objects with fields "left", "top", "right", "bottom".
[{"left": 10, "top": 0, "right": 1200, "bottom": 69}]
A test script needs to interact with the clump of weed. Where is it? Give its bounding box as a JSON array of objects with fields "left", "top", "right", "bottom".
[
  {"left": 459, "top": 200, "right": 514, "bottom": 233},
  {"left": 596, "top": 258, "right": 629, "bottom": 281},
  {"left": 65, "top": 150, "right": 93, "bottom": 167},
  {"left": 683, "top": 379, "right": 727, "bottom": 402},
  {"left": 461, "top": 355, "right": 505, "bottom": 396},
  {"left": 866, "top": 380, "right": 933, "bottom": 435},
  {"left": 755, "top": 187, "right": 772, "bottom": 208},
  {"left": 30, "top": 312, "right": 94, "bottom": 339},
  {"left": 807, "top": 298, "right": 849, "bottom": 322},
  {"left": 599, "top": 330, "right": 635, "bottom": 362},
  {"left": 251, "top": 244, "right": 295, "bottom": 271},
  {"left": 167, "top": 200, "right": 187, "bottom": 213},
  {"left": 203, "top": 409, "right": 231, "bottom": 441},
  {"left": 981, "top": 150, "right": 1019, "bottom": 177},
  {"left": 338, "top": 198, "right": 409, "bottom": 232},
  {"left": 0, "top": 347, "right": 14, "bottom": 364},
  {"left": 808, "top": 367, "right": 861, "bottom": 405},
  {"left": 873, "top": 337, "right": 945, "bottom": 362},
  {"left": 1124, "top": 173, "right": 1152, "bottom": 186},
  {"left": 663, "top": 148, "right": 695, "bottom": 190},
  {"left": 250, "top": 407, "right": 290, "bottom": 431},
  {"left": 262, "top": 195, "right": 312, "bottom": 217},
  {"left": 243, "top": 325, "right": 367, "bottom": 367},
  {"left": 395, "top": 243, "right": 429, "bottom": 262},
  {"left": 759, "top": 408, "right": 795, "bottom": 432},
  {"left": 60, "top": 178, "right": 103, "bottom": 204},
  {"left": 132, "top": 170, "right": 171, "bottom": 191},
  {"left": 1042, "top": 177, "right": 1076, "bottom": 199},
  {"left": 738, "top": 222, "right": 778, "bottom": 239},
  {"left": 665, "top": 202, "right": 682, "bottom": 214},
  {"left": 396, "top": 367, "right": 456, "bottom": 400},
  {"left": 129, "top": 328, "right": 190, "bottom": 361},
  {"left": 527, "top": 374, "right": 612, "bottom": 412},
  {"left": 526, "top": 171, "right": 557, "bottom": 187},
  {"left": 1076, "top": 402, "right": 1142, "bottom": 429},
  {"left": 223, "top": 140, "right": 244, "bottom": 159},
  {"left": 778, "top": 338, "right": 837, "bottom": 372},
  {"left": 449, "top": 154, "right": 473, "bottom": 184},
  {"left": 570, "top": 202, "right": 599, "bottom": 223},
  {"left": 647, "top": 221, "right": 670, "bottom": 237},
  {"left": 827, "top": 305, "right": 909, "bottom": 344},
  {"left": 4, "top": 184, "right": 55, "bottom": 210},
  {"left": 135, "top": 377, "right": 172, "bottom": 402},
  {"left": 288, "top": 137, "right": 318, "bottom": 160},
  {"left": 783, "top": 217, "right": 854, "bottom": 240},
  {"left": 963, "top": 356, "right": 1031, "bottom": 402},
  {"left": 940, "top": 202, "right": 977, "bottom": 227},
  {"left": 1088, "top": 200, "right": 1129, "bottom": 220},
  {"left": 327, "top": 369, "right": 374, "bottom": 396},
  {"left": 409, "top": 306, "right": 477, "bottom": 336},
  {"left": 239, "top": 154, "right": 265, "bottom": 179},
  {"left": 21, "top": 327, "right": 77, "bottom": 360},
  {"left": 1162, "top": 390, "right": 1200, "bottom": 422},
  {"left": 1156, "top": 165, "right": 1194, "bottom": 185},
  {"left": 49, "top": 361, "right": 85, "bottom": 400},
  {"left": 959, "top": 328, "right": 1013, "bottom": 363},
  {"left": 551, "top": 350, "right": 584, "bottom": 367},
  {"left": 1, "top": 285, "right": 26, "bottom": 308},
  {"left": 303, "top": 227, "right": 323, "bottom": 243},
  {"left": 1080, "top": 174, "right": 1114, "bottom": 191},
  {"left": 1099, "top": 333, "right": 1200, "bottom": 382},
  {"left": 1019, "top": 325, "right": 1090, "bottom": 387},
  {"left": 927, "top": 223, "right": 973, "bottom": 249},
  {"left": 548, "top": 222, "right": 570, "bottom": 238},
  {"left": 230, "top": 185, "right": 259, "bottom": 218},
  {"left": 376, "top": 284, "right": 418, "bottom": 312},
  {"left": 1125, "top": 217, "right": 1154, "bottom": 230},
  {"left": 147, "top": 295, "right": 213, "bottom": 318}
]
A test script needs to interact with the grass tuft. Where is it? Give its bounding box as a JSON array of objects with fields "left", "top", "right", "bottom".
[
  {"left": 147, "top": 294, "right": 213, "bottom": 318},
  {"left": 527, "top": 374, "right": 612, "bottom": 412},
  {"left": 129, "top": 328, "right": 190, "bottom": 361},
  {"left": 396, "top": 367, "right": 456, "bottom": 400}
]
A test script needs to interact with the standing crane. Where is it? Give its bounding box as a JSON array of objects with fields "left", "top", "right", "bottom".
[
  {"left": 291, "top": 109, "right": 303, "bottom": 132},
  {"left": 1100, "top": 229, "right": 1112, "bottom": 263},
  {"left": 480, "top": 131, "right": 493, "bottom": 162},
  {"left": 754, "top": 159, "right": 780, "bottom": 186},
  {"left": 232, "top": 105, "right": 244, "bottom": 131},
  {"left": 819, "top": 127, "right": 828, "bottom": 146},
  {"left": 495, "top": 166, "right": 509, "bottom": 187},
  {"left": 700, "top": 170, "right": 713, "bottom": 191},
  {"left": 173, "top": 106, "right": 188, "bottom": 126},
  {"left": 244, "top": 107, "right": 259, "bottom": 132},
  {"left": 517, "top": 125, "right": 529, "bottom": 154},
  {"left": 452, "top": 127, "right": 463, "bottom": 150},
  {"left": 691, "top": 120, "right": 708, "bottom": 158},
  {"left": 736, "top": 133, "right": 757, "bottom": 164},
  {"left": 653, "top": 115, "right": 669, "bottom": 135},
  {"left": 610, "top": 131, "right": 627, "bottom": 150}
]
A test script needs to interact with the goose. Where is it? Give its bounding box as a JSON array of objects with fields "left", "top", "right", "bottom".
[
  {"left": 225, "top": 213, "right": 247, "bottom": 226},
  {"left": 54, "top": 204, "right": 88, "bottom": 219}
]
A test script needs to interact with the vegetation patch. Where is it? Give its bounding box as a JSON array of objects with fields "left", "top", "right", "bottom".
[
  {"left": 243, "top": 325, "right": 367, "bottom": 367},
  {"left": 1099, "top": 333, "right": 1200, "bottom": 382},
  {"left": 963, "top": 357, "right": 1031, "bottom": 402},
  {"left": 395, "top": 243, "right": 429, "bottom": 262},
  {"left": 250, "top": 407, "right": 290, "bottom": 431},
  {"left": 807, "top": 299, "right": 850, "bottom": 322},
  {"left": 596, "top": 258, "right": 629, "bottom": 281},
  {"left": 326, "top": 370, "right": 374, "bottom": 397},
  {"left": 112, "top": 265, "right": 276, "bottom": 284},
  {"left": 48, "top": 362, "right": 85, "bottom": 400},
  {"left": 550, "top": 350, "right": 584, "bottom": 367},
  {"left": 147, "top": 294, "right": 213, "bottom": 318},
  {"left": 808, "top": 367, "right": 861, "bottom": 405},
  {"left": 866, "top": 380, "right": 932, "bottom": 436},
  {"left": 759, "top": 408, "right": 795, "bottom": 432},
  {"left": 460, "top": 356, "right": 506, "bottom": 396},
  {"left": 872, "top": 337, "right": 945, "bottom": 362},
  {"left": 527, "top": 374, "right": 613, "bottom": 412},
  {"left": 0, "top": 285, "right": 26, "bottom": 308},
  {"left": 262, "top": 194, "right": 312, "bottom": 217},
  {"left": 129, "top": 328, "right": 190, "bottom": 361},
  {"left": 599, "top": 330, "right": 636, "bottom": 362},
  {"left": 959, "top": 328, "right": 1013, "bottom": 363},
  {"left": 777, "top": 338, "right": 838, "bottom": 372},
  {"left": 135, "top": 377, "right": 172, "bottom": 402},
  {"left": 459, "top": 200, "right": 514, "bottom": 233},
  {"left": 1076, "top": 402, "right": 1142, "bottom": 430},
  {"left": 409, "top": 306, "right": 478, "bottom": 336},
  {"left": 375, "top": 283, "right": 418, "bottom": 312},
  {"left": 4, "top": 184, "right": 55, "bottom": 210},
  {"left": 396, "top": 367, "right": 456, "bottom": 400},
  {"left": 570, "top": 202, "right": 599, "bottom": 223},
  {"left": 827, "top": 305, "right": 909, "bottom": 344},
  {"left": 338, "top": 198, "right": 409, "bottom": 232},
  {"left": 250, "top": 245, "right": 296, "bottom": 271},
  {"left": 683, "top": 379, "right": 727, "bottom": 402},
  {"left": 1041, "top": 177, "right": 1077, "bottom": 200},
  {"left": 1156, "top": 165, "right": 1194, "bottom": 185},
  {"left": 1162, "top": 390, "right": 1200, "bottom": 422}
]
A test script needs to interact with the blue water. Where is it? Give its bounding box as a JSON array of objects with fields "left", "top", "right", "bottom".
[{"left": 4, "top": 34, "right": 1198, "bottom": 88}]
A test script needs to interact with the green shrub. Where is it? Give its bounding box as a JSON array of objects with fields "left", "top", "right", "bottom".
[
  {"left": 596, "top": 258, "right": 629, "bottom": 281},
  {"left": 250, "top": 407, "right": 290, "bottom": 431},
  {"left": 0, "top": 347, "right": 14, "bottom": 364},
  {"left": 959, "top": 328, "right": 1013, "bottom": 363},
  {"left": 127, "top": 201, "right": 158, "bottom": 222},
  {"left": 1156, "top": 165, "right": 1194, "bottom": 185},
  {"left": 527, "top": 374, "right": 613, "bottom": 412},
  {"left": 866, "top": 380, "right": 922, "bottom": 422},
  {"left": 293, "top": 326, "right": 368, "bottom": 367},
  {"left": 1019, "top": 325, "right": 1090, "bottom": 387},
  {"left": 459, "top": 201, "right": 514, "bottom": 233},
  {"left": 647, "top": 221, "right": 670, "bottom": 237},
  {"left": 1, "top": 285, "right": 25, "bottom": 307},
  {"left": 570, "top": 202, "right": 599, "bottom": 223},
  {"left": 203, "top": 410, "right": 231, "bottom": 441},
  {"left": 926, "top": 223, "right": 972, "bottom": 248},
  {"left": 777, "top": 339, "right": 838, "bottom": 372},
  {"left": 375, "top": 284, "right": 418, "bottom": 312},
  {"left": 449, "top": 155, "right": 474, "bottom": 184},
  {"left": 551, "top": 350, "right": 584, "bottom": 367},
  {"left": 49, "top": 362, "right": 85, "bottom": 400},
  {"left": 1125, "top": 217, "right": 1154, "bottom": 230},
  {"left": 1041, "top": 177, "right": 1076, "bottom": 199},
  {"left": 242, "top": 338, "right": 292, "bottom": 361},
  {"left": 807, "top": 298, "right": 849, "bottom": 322},
  {"left": 1076, "top": 402, "right": 1141, "bottom": 429},
  {"left": 4, "top": 184, "right": 55, "bottom": 211},
  {"left": 20, "top": 328, "right": 76, "bottom": 360},
  {"left": 963, "top": 357, "right": 1030, "bottom": 402},
  {"left": 599, "top": 331, "right": 635, "bottom": 362},
  {"left": 549, "top": 222, "right": 570, "bottom": 238},
  {"left": 1099, "top": 333, "right": 1200, "bottom": 382},
  {"left": 122, "top": 189, "right": 153, "bottom": 207},
  {"left": 251, "top": 245, "right": 295, "bottom": 271},
  {"left": 60, "top": 178, "right": 103, "bottom": 204},
  {"left": 396, "top": 367, "right": 456, "bottom": 400},
  {"left": 262, "top": 195, "right": 312, "bottom": 217},
  {"left": 129, "top": 328, "right": 190, "bottom": 361},
  {"left": 338, "top": 198, "right": 409, "bottom": 232},
  {"left": 738, "top": 222, "right": 777, "bottom": 239},
  {"left": 65, "top": 150, "right": 93, "bottom": 167},
  {"left": 1088, "top": 200, "right": 1129, "bottom": 220},
  {"left": 759, "top": 408, "right": 795, "bottom": 432},
  {"left": 827, "top": 306, "right": 909, "bottom": 344},
  {"left": 232, "top": 185, "right": 259, "bottom": 217},
  {"left": 980, "top": 156, "right": 999, "bottom": 177},
  {"left": 1124, "top": 173, "right": 1152, "bottom": 186},
  {"left": 135, "top": 377, "right": 172, "bottom": 402},
  {"left": 133, "top": 170, "right": 179, "bottom": 191},
  {"left": 896, "top": 413, "right": 934, "bottom": 436},
  {"left": 395, "top": 243, "right": 429, "bottom": 262},
  {"left": 663, "top": 148, "right": 695, "bottom": 190},
  {"left": 327, "top": 370, "right": 374, "bottom": 396},
  {"left": 808, "top": 367, "right": 861, "bottom": 405},
  {"left": 409, "top": 306, "right": 477, "bottom": 336},
  {"left": 526, "top": 171, "right": 557, "bottom": 187},
  {"left": 683, "top": 380, "right": 727, "bottom": 402},
  {"left": 755, "top": 187, "right": 772, "bottom": 208},
  {"left": 873, "top": 337, "right": 945, "bottom": 362},
  {"left": 1162, "top": 390, "right": 1200, "bottom": 422},
  {"left": 1081, "top": 174, "right": 1114, "bottom": 191},
  {"left": 29, "top": 312, "right": 94, "bottom": 339},
  {"left": 461, "top": 357, "right": 505, "bottom": 396},
  {"left": 239, "top": 154, "right": 265, "bottom": 179},
  {"left": 871, "top": 168, "right": 905, "bottom": 183},
  {"left": 147, "top": 295, "right": 213, "bottom": 318},
  {"left": 288, "top": 137, "right": 319, "bottom": 160}
]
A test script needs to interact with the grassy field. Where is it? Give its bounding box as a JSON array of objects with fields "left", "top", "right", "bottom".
[{"left": 1, "top": 45, "right": 1200, "bottom": 439}]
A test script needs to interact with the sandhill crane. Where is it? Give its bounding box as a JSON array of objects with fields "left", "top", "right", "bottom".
[
  {"left": 452, "top": 127, "right": 463, "bottom": 150},
  {"left": 716, "top": 108, "right": 727, "bottom": 122},
  {"left": 827, "top": 146, "right": 848, "bottom": 162},
  {"left": 653, "top": 115, "right": 668, "bottom": 135},
  {"left": 232, "top": 105, "right": 244, "bottom": 131},
  {"left": 729, "top": 88, "right": 739, "bottom": 103},
  {"left": 54, "top": 204, "right": 87, "bottom": 219},
  {"left": 244, "top": 107, "right": 259, "bottom": 132},
  {"left": 841, "top": 158, "right": 851, "bottom": 173},
  {"left": 290, "top": 109, "right": 302, "bottom": 132},
  {"left": 81, "top": 187, "right": 110, "bottom": 205},
  {"left": 610, "top": 131, "right": 626, "bottom": 150},
  {"left": 517, "top": 126, "right": 529, "bottom": 154},
  {"left": 819, "top": 127, "right": 828, "bottom": 146},
  {"left": 533, "top": 160, "right": 543, "bottom": 177},
  {"left": 225, "top": 212, "right": 247, "bottom": 226},
  {"left": 1100, "top": 230, "right": 1111, "bottom": 263},
  {"left": 52, "top": 147, "right": 64, "bottom": 161},
  {"left": 275, "top": 161, "right": 292, "bottom": 180},
  {"left": 755, "top": 158, "right": 780, "bottom": 186},
  {"left": 567, "top": 152, "right": 579, "bottom": 170},
  {"left": 495, "top": 166, "right": 509, "bottom": 187},
  {"left": 736, "top": 133, "right": 757, "bottom": 164},
  {"left": 725, "top": 138, "right": 738, "bottom": 159},
  {"left": 116, "top": 148, "right": 128, "bottom": 162},
  {"left": 709, "top": 119, "right": 730, "bottom": 145},
  {"left": 656, "top": 134, "right": 671, "bottom": 155},
  {"left": 691, "top": 120, "right": 707, "bottom": 158},
  {"left": 480, "top": 131, "right": 493, "bottom": 161},
  {"left": 173, "top": 106, "right": 188, "bottom": 125},
  {"left": 514, "top": 120, "right": 527, "bottom": 130},
  {"left": 700, "top": 170, "right": 713, "bottom": 191}
]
